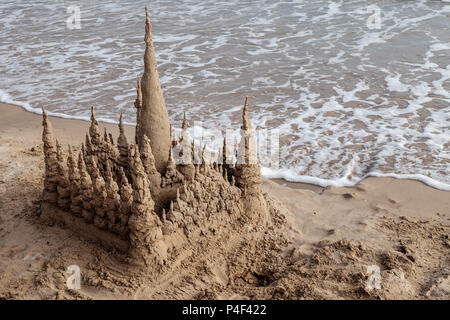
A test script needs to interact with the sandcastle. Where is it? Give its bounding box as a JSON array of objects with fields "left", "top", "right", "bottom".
[{"left": 40, "top": 8, "right": 279, "bottom": 268}]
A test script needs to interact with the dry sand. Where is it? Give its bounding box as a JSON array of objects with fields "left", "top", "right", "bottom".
[{"left": 0, "top": 102, "right": 449, "bottom": 300}]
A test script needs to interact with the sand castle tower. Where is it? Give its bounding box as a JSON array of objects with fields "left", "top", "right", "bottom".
[
  {"left": 137, "top": 8, "right": 171, "bottom": 174},
  {"left": 40, "top": 8, "right": 275, "bottom": 268}
]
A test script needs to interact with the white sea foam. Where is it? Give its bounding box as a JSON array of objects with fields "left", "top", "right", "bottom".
[
  {"left": 261, "top": 167, "right": 450, "bottom": 191},
  {"left": 385, "top": 75, "right": 410, "bottom": 93},
  {"left": 0, "top": 89, "right": 132, "bottom": 125}
]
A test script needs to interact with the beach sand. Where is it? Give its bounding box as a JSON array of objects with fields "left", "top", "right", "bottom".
[{"left": 0, "top": 102, "right": 448, "bottom": 300}]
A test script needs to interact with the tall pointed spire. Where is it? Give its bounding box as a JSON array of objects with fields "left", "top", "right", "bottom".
[
  {"left": 222, "top": 134, "right": 227, "bottom": 165},
  {"left": 135, "top": 76, "right": 143, "bottom": 144},
  {"left": 140, "top": 134, "right": 162, "bottom": 191},
  {"left": 117, "top": 113, "right": 129, "bottom": 168},
  {"left": 241, "top": 96, "right": 251, "bottom": 131},
  {"left": 42, "top": 106, "right": 58, "bottom": 205},
  {"left": 91, "top": 156, "right": 107, "bottom": 223},
  {"left": 42, "top": 107, "right": 56, "bottom": 161},
  {"left": 118, "top": 113, "right": 127, "bottom": 144},
  {"left": 200, "top": 144, "right": 209, "bottom": 174},
  {"left": 78, "top": 152, "right": 94, "bottom": 224},
  {"left": 55, "top": 140, "right": 70, "bottom": 210},
  {"left": 168, "top": 143, "right": 174, "bottom": 163},
  {"left": 130, "top": 145, "right": 147, "bottom": 185},
  {"left": 170, "top": 124, "right": 177, "bottom": 147},
  {"left": 137, "top": 7, "right": 171, "bottom": 174},
  {"left": 182, "top": 111, "right": 188, "bottom": 130},
  {"left": 108, "top": 133, "right": 114, "bottom": 145},
  {"left": 235, "top": 96, "right": 262, "bottom": 202},
  {"left": 140, "top": 135, "right": 159, "bottom": 175},
  {"left": 85, "top": 133, "right": 92, "bottom": 154},
  {"left": 42, "top": 106, "right": 54, "bottom": 144},
  {"left": 118, "top": 166, "right": 133, "bottom": 238},
  {"left": 162, "top": 143, "right": 184, "bottom": 187},
  {"left": 136, "top": 76, "right": 142, "bottom": 108},
  {"left": 89, "top": 106, "right": 101, "bottom": 146},
  {"left": 68, "top": 148, "right": 82, "bottom": 215},
  {"left": 237, "top": 96, "right": 258, "bottom": 165},
  {"left": 105, "top": 160, "right": 121, "bottom": 233},
  {"left": 176, "top": 111, "right": 195, "bottom": 180}
]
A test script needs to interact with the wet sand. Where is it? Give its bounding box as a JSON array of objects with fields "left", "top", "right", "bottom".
[{"left": 0, "top": 102, "right": 449, "bottom": 300}]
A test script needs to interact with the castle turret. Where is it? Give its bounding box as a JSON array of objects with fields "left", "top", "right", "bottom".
[
  {"left": 235, "top": 97, "right": 268, "bottom": 224},
  {"left": 222, "top": 135, "right": 227, "bottom": 165},
  {"left": 237, "top": 96, "right": 258, "bottom": 166},
  {"left": 118, "top": 167, "right": 133, "bottom": 237},
  {"left": 176, "top": 112, "right": 195, "bottom": 181},
  {"left": 182, "top": 111, "right": 188, "bottom": 130},
  {"left": 162, "top": 147, "right": 184, "bottom": 187},
  {"left": 105, "top": 161, "right": 121, "bottom": 233},
  {"left": 91, "top": 157, "right": 108, "bottom": 229},
  {"left": 140, "top": 134, "right": 161, "bottom": 190},
  {"left": 128, "top": 144, "right": 164, "bottom": 265},
  {"left": 108, "top": 133, "right": 114, "bottom": 145},
  {"left": 84, "top": 134, "right": 91, "bottom": 155},
  {"left": 55, "top": 140, "right": 70, "bottom": 210},
  {"left": 134, "top": 77, "right": 142, "bottom": 144},
  {"left": 117, "top": 113, "right": 129, "bottom": 168},
  {"left": 42, "top": 107, "right": 59, "bottom": 204},
  {"left": 236, "top": 97, "right": 261, "bottom": 190},
  {"left": 137, "top": 7, "right": 171, "bottom": 174},
  {"left": 84, "top": 133, "right": 94, "bottom": 175},
  {"left": 89, "top": 106, "right": 101, "bottom": 147},
  {"left": 78, "top": 152, "right": 94, "bottom": 224},
  {"left": 68, "top": 149, "right": 83, "bottom": 215}
]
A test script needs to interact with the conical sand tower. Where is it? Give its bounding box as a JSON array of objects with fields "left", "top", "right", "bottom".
[
  {"left": 137, "top": 7, "right": 171, "bottom": 174},
  {"left": 40, "top": 8, "right": 279, "bottom": 268}
]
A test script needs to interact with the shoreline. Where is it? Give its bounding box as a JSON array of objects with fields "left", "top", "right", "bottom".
[{"left": 1, "top": 101, "right": 449, "bottom": 192}]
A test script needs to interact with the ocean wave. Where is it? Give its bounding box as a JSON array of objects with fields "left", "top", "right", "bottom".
[{"left": 261, "top": 167, "right": 450, "bottom": 191}]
